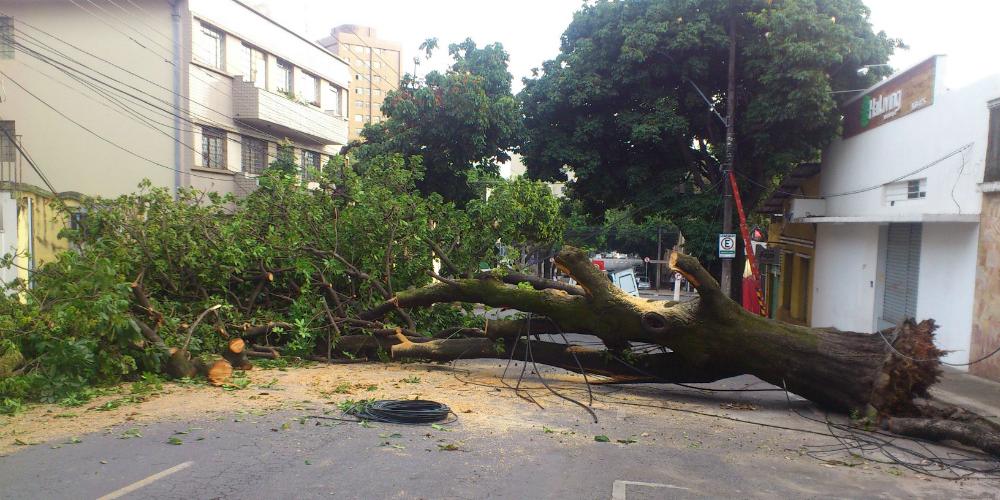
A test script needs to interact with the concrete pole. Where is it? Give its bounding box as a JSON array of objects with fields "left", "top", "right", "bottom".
[
  {"left": 720, "top": 6, "right": 737, "bottom": 298},
  {"left": 655, "top": 226, "right": 662, "bottom": 290},
  {"left": 673, "top": 230, "right": 685, "bottom": 301}
]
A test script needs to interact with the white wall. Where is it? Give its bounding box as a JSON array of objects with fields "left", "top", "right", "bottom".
[
  {"left": 186, "top": 0, "right": 348, "bottom": 182},
  {"left": 189, "top": 0, "right": 348, "bottom": 88},
  {"left": 811, "top": 223, "right": 882, "bottom": 332},
  {"left": 0, "top": 195, "right": 16, "bottom": 285},
  {"left": 916, "top": 222, "right": 979, "bottom": 365},
  {"left": 821, "top": 74, "right": 1000, "bottom": 219},
  {"left": 0, "top": 0, "right": 178, "bottom": 197}
]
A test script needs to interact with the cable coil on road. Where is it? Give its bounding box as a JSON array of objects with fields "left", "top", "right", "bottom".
[{"left": 345, "top": 399, "right": 453, "bottom": 424}]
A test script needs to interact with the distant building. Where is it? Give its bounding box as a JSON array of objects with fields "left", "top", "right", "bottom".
[
  {"left": 318, "top": 25, "right": 402, "bottom": 141},
  {"left": 0, "top": 0, "right": 350, "bottom": 280},
  {"left": 499, "top": 153, "right": 571, "bottom": 198},
  {"left": 767, "top": 55, "right": 1000, "bottom": 380}
]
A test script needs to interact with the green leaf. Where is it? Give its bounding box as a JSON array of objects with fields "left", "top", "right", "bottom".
[
  {"left": 167, "top": 437, "right": 183, "bottom": 445},
  {"left": 594, "top": 435, "right": 610, "bottom": 442}
]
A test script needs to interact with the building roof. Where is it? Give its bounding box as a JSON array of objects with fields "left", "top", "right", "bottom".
[
  {"left": 759, "top": 163, "right": 821, "bottom": 215},
  {"left": 230, "top": 0, "right": 349, "bottom": 66}
]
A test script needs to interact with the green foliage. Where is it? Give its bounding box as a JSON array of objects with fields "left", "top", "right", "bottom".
[
  {"left": 354, "top": 39, "right": 524, "bottom": 204},
  {"left": 521, "top": 0, "right": 899, "bottom": 255},
  {"left": 0, "top": 151, "right": 565, "bottom": 405}
]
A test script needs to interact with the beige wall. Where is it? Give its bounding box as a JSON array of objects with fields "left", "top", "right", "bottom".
[
  {"left": 318, "top": 25, "right": 402, "bottom": 140},
  {"left": 971, "top": 191, "right": 1000, "bottom": 381},
  {"left": 0, "top": 0, "right": 178, "bottom": 198}
]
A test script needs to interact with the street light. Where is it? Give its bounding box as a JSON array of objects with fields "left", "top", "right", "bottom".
[{"left": 856, "top": 63, "right": 892, "bottom": 76}]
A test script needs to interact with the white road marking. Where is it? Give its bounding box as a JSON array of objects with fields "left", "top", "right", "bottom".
[
  {"left": 612, "top": 480, "right": 691, "bottom": 499},
  {"left": 96, "top": 461, "right": 194, "bottom": 500}
]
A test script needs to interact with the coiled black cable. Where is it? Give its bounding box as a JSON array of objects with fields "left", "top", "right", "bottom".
[{"left": 345, "top": 399, "right": 452, "bottom": 424}]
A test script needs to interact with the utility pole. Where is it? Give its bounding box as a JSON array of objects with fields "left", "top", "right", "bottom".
[
  {"left": 368, "top": 46, "right": 374, "bottom": 126},
  {"left": 655, "top": 226, "right": 662, "bottom": 290},
  {"left": 720, "top": 6, "right": 737, "bottom": 298}
]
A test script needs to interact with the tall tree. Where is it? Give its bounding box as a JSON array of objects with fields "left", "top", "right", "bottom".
[
  {"left": 351, "top": 39, "right": 524, "bottom": 204},
  {"left": 520, "top": 0, "right": 900, "bottom": 260}
]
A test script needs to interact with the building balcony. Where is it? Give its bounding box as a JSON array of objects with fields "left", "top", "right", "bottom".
[{"left": 232, "top": 77, "right": 347, "bottom": 145}]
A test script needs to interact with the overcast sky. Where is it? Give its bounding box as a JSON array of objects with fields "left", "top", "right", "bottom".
[{"left": 258, "top": 0, "right": 998, "bottom": 92}]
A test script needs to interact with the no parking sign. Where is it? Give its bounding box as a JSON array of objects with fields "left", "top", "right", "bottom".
[{"left": 718, "top": 233, "right": 736, "bottom": 258}]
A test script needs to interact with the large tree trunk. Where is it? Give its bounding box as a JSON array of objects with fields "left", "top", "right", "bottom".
[{"left": 369, "top": 247, "right": 940, "bottom": 417}]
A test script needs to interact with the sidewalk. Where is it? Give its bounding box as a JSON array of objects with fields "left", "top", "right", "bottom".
[{"left": 930, "top": 367, "right": 1000, "bottom": 423}]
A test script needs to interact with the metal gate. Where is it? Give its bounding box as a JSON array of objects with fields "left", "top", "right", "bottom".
[{"left": 880, "top": 223, "right": 922, "bottom": 327}]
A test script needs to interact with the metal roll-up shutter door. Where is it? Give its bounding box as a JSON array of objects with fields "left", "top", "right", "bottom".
[{"left": 882, "top": 223, "right": 921, "bottom": 325}]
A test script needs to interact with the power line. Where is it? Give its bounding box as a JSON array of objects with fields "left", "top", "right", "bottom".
[
  {"left": 58, "top": 2, "right": 351, "bottom": 136},
  {"left": 0, "top": 69, "right": 224, "bottom": 181},
  {"left": 0, "top": 117, "right": 57, "bottom": 194},
  {"left": 6, "top": 22, "right": 336, "bottom": 165},
  {"left": 742, "top": 142, "right": 974, "bottom": 201}
]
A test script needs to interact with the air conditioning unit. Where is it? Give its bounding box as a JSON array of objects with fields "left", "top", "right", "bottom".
[{"left": 787, "top": 199, "right": 826, "bottom": 221}]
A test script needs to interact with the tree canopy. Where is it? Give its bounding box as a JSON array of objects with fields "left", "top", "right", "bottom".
[
  {"left": 520, "top": 0, "right": 900, "bottom": 234},
  {"left": 351, "top": 39, "right": 524, "bottom": 204}
]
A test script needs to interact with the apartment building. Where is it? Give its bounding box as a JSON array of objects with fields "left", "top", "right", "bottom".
[
  {"left": 318, "top": 25, "right": 401, "bottom": 140},
  {"left": 0, "top": 0, "right": 349, "bottom": 280}
]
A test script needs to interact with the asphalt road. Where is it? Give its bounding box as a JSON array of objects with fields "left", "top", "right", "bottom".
[{"left": 2, "top": 369, "right": 996, "bottom": 499}]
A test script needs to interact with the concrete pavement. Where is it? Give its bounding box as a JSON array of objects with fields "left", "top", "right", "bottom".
[{"left": 1, "top": 364, "right": 998, "bottom": 499}]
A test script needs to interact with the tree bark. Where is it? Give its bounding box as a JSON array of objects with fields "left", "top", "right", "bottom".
[{"left": 366, "top": 246, "right": 944, "bottom": 417}]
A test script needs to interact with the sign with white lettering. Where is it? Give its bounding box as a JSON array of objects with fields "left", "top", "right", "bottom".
[
  {"left": 719, "top": 234, "right": 736, "bottom": 258},
  {"left": 842, "top": 56, "right": 937, "bottom": 138}
]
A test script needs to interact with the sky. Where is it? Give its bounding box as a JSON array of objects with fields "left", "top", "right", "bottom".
[{"left": 258, "top": 0, "right": 999, "bottom": 92}]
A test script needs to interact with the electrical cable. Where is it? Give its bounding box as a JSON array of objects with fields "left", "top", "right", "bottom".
[
  {"left": 522, "top": 314, "right": 598, "bottom": 422},
  {"left": 344, "top": 399, "right": 453, "bottom": 424},
  {"left": 741, "top": 142, "right": 973, "bottom": 201},
  {"left": 0, "top": 69, "right": 222, "bottom": 181},
  {"left": 4, "top": 32, "right": 338, "bottom": 178},
  {"left": 0, "top": 118, "right": 57, "bottom": 194},
  {"left": 5, "top": 13, "right": 346, "bottom": 145},
  {"left": 876, "top": 327, "right": 1000, "bottom": 367}
]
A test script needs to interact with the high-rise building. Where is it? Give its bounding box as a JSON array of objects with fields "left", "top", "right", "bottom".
[{"left": 318, "top": 25, "right": 401, "bottom": 140}]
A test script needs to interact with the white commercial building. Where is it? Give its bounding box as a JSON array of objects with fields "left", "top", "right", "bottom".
[
  {"left": 0, "top": 0, "right": 350, "bottom": 199},
  {"left": 800, "top": 56, "right": 1000, "bottom": 367}
]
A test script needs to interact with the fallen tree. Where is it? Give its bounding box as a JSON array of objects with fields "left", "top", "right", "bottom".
[
  {"left": 338, "top": 246, "right": 1000, "bottom": 458},
  {"left": 2, "top": 158, "right": 997, "bottom": 460}
]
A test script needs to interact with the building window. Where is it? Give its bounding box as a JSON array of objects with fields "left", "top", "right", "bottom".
[
  {"left": 986, "top": 104, "right": 1000, "bottom": 183},
  {"left": 885, "top": 178, "right": 927, "bottom": 204},
  {"left": 298, "top": 72, "right": 320, "bottom": 106},
  {"left": 373, "top": 61, "right": 381, "bottom": 69},
  {"left": 324, "top": 84, "right": 342, "bottom": 116},
  {"left": 354, "top": 114, "right": 363, "bottom": 122},
  {"left": 301, "top": 150, "right": 320, "bottom": 179},
  {"left": 352, "top": 45, "right": 362, "bottom": 54},
  {"left": 201, "top": 126, "right": 226, "bottom": 169},
  {"left": 197, "top": 23, "right": 224, "bottom": 70},
  {"left": 355, "top": 100, "right": 365, "bottom": 108},
  {"left": 373, "top": 89, "right": 382, "bottom": 97},
  {"left": 276, "top": 59, "right": 293, "bottom": 94},
  {"left": 241, "top": 136, "right": 266, "bottom": 174},
  {"left": 240, "top": 44, "right": 267, "bottom": 88},
  {"left": 0, "top": 121, "right": 15, "bottom": 162},
  {"left": 0, "top": 17, "right": 13, "bottom": 60}
]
